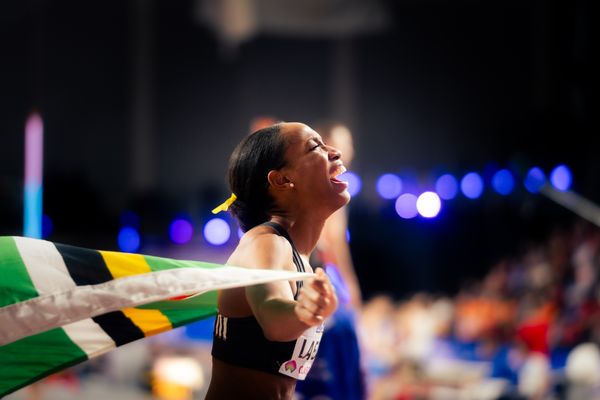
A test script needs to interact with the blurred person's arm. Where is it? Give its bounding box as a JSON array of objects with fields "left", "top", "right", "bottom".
[{"left": 320, "top": 207, "right": 362, "bottom": 308}]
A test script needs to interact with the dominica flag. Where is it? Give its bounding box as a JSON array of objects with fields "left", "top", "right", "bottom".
[{"left": 0, "top": 236, "right": 312, "bottom": 397}]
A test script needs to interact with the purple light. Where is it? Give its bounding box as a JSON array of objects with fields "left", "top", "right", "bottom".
[
  {"left": 376, "top": 174, "right": 403, "bottom": 199},
  {"left": 524, "top": 167, "right": 546, "bottom": 193},
  {"left": 118, "top": 227, "right": 140, "bottom": 253},
  {"left": 491, "top": 169, "right": 515, "bottom": 195},
  {"left": 203, "top": 218, "right": 231, "bottom": 246},
  {"left": 435, "top": 174, "right": 458, "bottom": 200},
  {"left": 395, "top": 193, "right": 418, "bottom": 219},
  {"left": 338, "top": 171, "right": 362, "bottom": 197},
  {"left": 25, "top": 113, "right": 44, "bottom": 186},
  {"left": 460, "top": 172, "right": 484, "bottom": 199},
  {"left": 416, "top": 192, "right": 442, "bottom": 218},
  {"left": 346, "top": 229, "right": 351, "bottom": 242},
  {"left": 237, "top": 227, "right": 244, "bottom": 240},
  {"left": 169, "top": 218, "right": 194, "bottom": 244},
  {"left": 550, "top": 165, "right": 572, "bottom": 191}
]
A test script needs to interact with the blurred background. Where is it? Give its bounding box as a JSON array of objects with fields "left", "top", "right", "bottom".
[{"left": 1, "top": 0, "right": 599, "bottom": 399}]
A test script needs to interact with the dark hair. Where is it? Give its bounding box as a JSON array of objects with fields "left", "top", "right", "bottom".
[{"left": 228, "top": 124, "right": 289, "bottom": 232}]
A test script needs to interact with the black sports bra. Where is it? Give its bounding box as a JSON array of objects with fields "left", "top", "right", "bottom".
[
  {"left": 262, "top": 221, "right": 306, "bottom": 296},
  {"left": 211, "top": 221, "right": 324, "bottom": 380}
]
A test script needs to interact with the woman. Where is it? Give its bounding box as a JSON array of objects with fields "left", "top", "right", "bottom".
[{"left": 206, "top": 122, "right": 349, "bottom": 399}]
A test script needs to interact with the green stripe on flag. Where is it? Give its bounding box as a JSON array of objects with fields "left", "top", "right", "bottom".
[
  {"left": 139, "top": 291, "right": 218, "bottom": 328},
  {"left": 0, "top": 328, "right": 88, "bottom": 397},
  {"left": 142, "top": 256, "right": 220, "bottom": 328},
  {"left": 0, "top": 236, "right": 39, "bottom": 307},
  {"left": 144, "top": 255, "right": 222, "bottom": 272}
]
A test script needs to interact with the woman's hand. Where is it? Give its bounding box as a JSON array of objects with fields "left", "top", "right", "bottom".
[{"left": 295, "top": 268, "right": 338, "bottom": 326}]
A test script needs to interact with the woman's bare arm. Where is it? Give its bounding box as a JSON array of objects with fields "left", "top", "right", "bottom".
[{"left": 231, "top": 232, "right": 337, "bottom": 342}]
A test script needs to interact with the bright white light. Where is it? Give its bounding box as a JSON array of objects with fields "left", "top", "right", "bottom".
[
  {"left": 416, "top": 191, "right": 442, "bottom": 218},
  {"left": 203, "top": 218, "right": 231, "bottom": 246},
  {"left": 153, "top": 356, "right": 204, "bottom": 388}
]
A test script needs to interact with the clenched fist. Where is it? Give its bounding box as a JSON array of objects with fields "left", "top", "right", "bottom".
[{"left": 294, "top": 268, "right": 338, "bottom": 326}]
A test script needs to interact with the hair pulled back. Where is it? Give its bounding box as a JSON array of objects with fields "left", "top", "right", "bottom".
[{"left": 228, "top": 124, "right": 289, "bottom": 232}]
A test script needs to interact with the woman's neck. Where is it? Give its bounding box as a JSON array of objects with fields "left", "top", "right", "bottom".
[{"left": 269, "top": 214, "right": 326, "bottom": 257}]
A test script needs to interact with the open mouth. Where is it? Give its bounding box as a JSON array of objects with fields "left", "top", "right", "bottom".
[{"left": 330, "top": 165, "right": 347, "bottom": 183}]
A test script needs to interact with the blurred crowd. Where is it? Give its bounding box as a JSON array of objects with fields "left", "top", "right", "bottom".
[{"left": 358, "top": 220, "right": 600, "bottom": 400}]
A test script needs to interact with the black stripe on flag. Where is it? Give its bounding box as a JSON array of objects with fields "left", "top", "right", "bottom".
[
  {"left": 55, "top": 243, "right": 114, "bottom": 285},
  {"left": 92, "top": 311, "right": 145, "bottom": 346}
]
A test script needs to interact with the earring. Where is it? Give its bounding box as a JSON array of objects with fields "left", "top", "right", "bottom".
[{"left": 289, "top": 183, "right": 295, "bottom": 188}]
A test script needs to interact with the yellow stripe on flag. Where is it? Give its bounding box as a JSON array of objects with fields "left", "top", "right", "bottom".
[
  {"left": 122, "top": 308, "right": 173, "bottom": 336},
  {"left": 100, "top": 251, "right": 151, "bottom": 279}
]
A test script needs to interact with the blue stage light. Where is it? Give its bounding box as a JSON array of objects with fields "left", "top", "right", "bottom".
[
  {"left": 338, "top": 171, "right": 362, "bottom": 197},
  {"left": 491, "top": 169, "right": 515, "bottom": 195},
  {"left": 416, "top": 192, "right": 442, "bottom": 218},
  {"left": 118, "top": 227, "right": 140, "bottom": 253},
  {"left": 524, "top": 167, "right": 546, "bottom": 193},
  {"left": 169, "top": 218, "right": 194, "bottom": 244},
  {"left": 550, "top": 165, "right": 572, "bottom": 191},
  {"left": 203, "top": 218, "right": 231, "bottom": 246},
  {"left": 41, "top": 214, "right": 53, "bottom": 239},
  {"left": 460, "top": 172, "right": 484, "bottom": 199},
  {"left": 435, "top": 174, "right": 458, "bottom": 200},
  {"left": 395, "top": 193, "right": 418, "bottom": 219},
  {"left": 376, "top": 173, "right": 403, "bottom": 199}
]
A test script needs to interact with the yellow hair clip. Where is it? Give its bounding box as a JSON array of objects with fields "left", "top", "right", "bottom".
[{"left": 212, "top": 193, "right": 237, "bottom": 214}]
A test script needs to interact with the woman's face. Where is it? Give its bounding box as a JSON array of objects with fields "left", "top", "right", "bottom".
[{"left": 277, "top": 122, "right": 351, "bottom": 214}]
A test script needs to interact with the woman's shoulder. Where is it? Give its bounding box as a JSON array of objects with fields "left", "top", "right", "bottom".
[
  {"left": 228, "top": 225, "right": 293, "bottom": 270},
  {"left": 241, "top": 224, "right": 290, "bottom": 246}
]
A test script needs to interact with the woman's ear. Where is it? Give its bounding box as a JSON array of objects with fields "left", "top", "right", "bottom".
[{"left": 267, "top": 170, "right": 292, "bottom": 191}]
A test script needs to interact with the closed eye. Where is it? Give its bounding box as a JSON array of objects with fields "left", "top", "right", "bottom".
[{"left": 309, "top": 140, "right": 326, "bottom": 152}]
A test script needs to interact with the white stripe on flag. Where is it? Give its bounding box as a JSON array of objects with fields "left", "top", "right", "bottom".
[
  {"left": 13, "top": 237, "right": 116, "bottom": 357},
  {"left": 0, "top": 263, "right": 314, "bottom": 346},
  {"left": 62, "top": 319, "right": 116, "bottom": 358},
  {"left": 14, "top": 236, "right": 76, "bottom": 294}
]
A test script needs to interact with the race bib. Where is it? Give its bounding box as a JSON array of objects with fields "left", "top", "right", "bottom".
[{"left": 278, "top": 323, "right": 325, "bottom": 380}]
